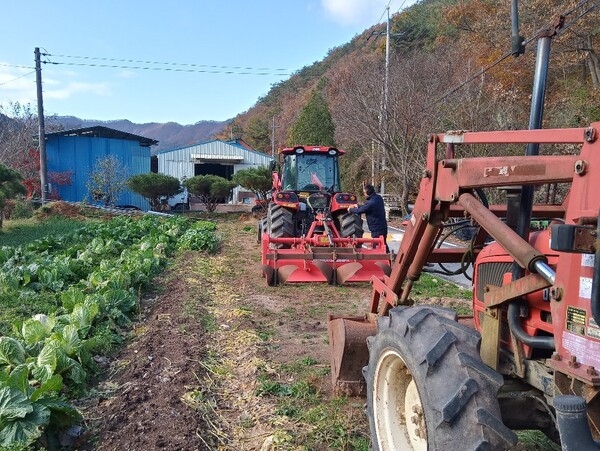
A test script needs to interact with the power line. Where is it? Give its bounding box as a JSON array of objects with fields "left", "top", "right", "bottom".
[
  {"left": 0, "top": 62, "right": 35, "bottom": 70},
  {"left": 559, "top": 0, "right": 600, "bottom": 34},
  {"left": 563, "top": 0, "right": 598, "bottom": 17},
  {"left": 394, "top": 0, "right": 408, "bottom": 15},
  {"left": 435, "top": 50, "right": 516, "bottom": 104},
  {"left": 433, "top": 0, "right": 600, "bottom": 106},
  {"left": 43, "top": 59, "right": 291, "bottom": 76},
  {"left": 0, "top": 70, "right": 36, "bottom": 86},
  {"left": 375, "top": 0, "right": 392, "bottom": 24},
  {"left": 42, "top": 53, "right": 292, "bottom": 75}
]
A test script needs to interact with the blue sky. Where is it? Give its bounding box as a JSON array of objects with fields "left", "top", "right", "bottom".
[{"left": 0, "top": 0, "right": 412, "bottom": 125}]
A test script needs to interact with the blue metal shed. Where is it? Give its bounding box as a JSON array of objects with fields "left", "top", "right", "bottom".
[{"left": 45, "top": 126, "right": 158, "bottom": 210}]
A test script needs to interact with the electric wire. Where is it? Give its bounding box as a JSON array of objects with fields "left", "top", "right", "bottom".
[
  {"left": 563, "top": 0, "right": 598, "bottom": 17},
  {"left": 0, "top": 62, "right": 35, "bottom": 70},
  {"left": 394, "top": 0, "right": 408, "bottom": 15},
  {"left": 3, "top": 0, "right": 596, "bottom": 109},
  {"left": 375, "top": 1, "right": 392, "bottom": 24},
  {"left": 558, "top": 0, "right": 600, "bottom": 34},
  {"left": 41, "top": 53, "right": 292, "bottom": 76},
  {"left": 429, "top": 0, "right": 600, "bottom": 106},
  {"left": 43, "top": 60, "right": 291, "bottom": 76},
  {"left": 0, "top": 70, "right": 36, "bottom": 86}
]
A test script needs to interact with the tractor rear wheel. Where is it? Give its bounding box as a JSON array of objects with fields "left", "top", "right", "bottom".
[
  {"left": 268, "top": 204, "right": 295, "bottom": 243},
  {"left": 339, "top": 212, "right": 364, "bottom": 238},
  {"left": 364, "top": 306, "right": 517, "bottom": 451},
  {"left": 257, "top": 216, "right": 268, "bottom": 243}
]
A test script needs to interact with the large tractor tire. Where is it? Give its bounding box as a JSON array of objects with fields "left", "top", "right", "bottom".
[
  {"left": 339, "top": 212, "right": 364, "bottom": 238},
  {"left": 364, "top": 306, "right": 517, "bottom": 451},
  {"left": 267, "top": 204, "right": 295, "bottom": 245},
  {"left": 257, "top": 216, "right": 268, "bottom": 243}
]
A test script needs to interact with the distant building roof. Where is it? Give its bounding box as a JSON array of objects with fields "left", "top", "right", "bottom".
[
  {"left": 45, "top": 126, "right": 158, "bottom": 147},
  {"left": 157, "top": 138, "right": 273, "bottom": 160},
  {"left": 225, "top": 138, "right": 254, "bottom": 150}
]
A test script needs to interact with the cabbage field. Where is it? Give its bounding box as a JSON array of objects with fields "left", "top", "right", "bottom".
[{"left": 0, "top": 214, "right": 219, "bottom": 448}]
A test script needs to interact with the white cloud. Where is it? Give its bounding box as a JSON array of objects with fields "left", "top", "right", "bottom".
[
  {"left": 0, "top": 65, "right": 112, "bottom": 111},
  {"left": 0, "top": 65, "right": 38, "bottom": 108},
  {"left": 44, "top": 81, "right": 112, "bottom": 100},
  {"left": 321, "top": 0, "right": 412, "bottom": 26},
  {"left": 118, "top": 70, "right": 136, "bottom": 79}
]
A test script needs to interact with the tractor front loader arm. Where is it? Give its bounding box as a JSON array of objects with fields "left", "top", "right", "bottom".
[
  {"left": 371, "top": 129, "right": 582, "bottom": 317},
  {"left": 328, "top": 123, "right": 598, "bottom": 396}
]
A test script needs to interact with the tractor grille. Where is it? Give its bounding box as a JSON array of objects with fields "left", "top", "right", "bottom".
[{"left": 475, "top": 261, "right": 513, "bottom": 302}]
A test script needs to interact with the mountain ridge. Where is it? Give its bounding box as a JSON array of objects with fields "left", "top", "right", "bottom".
[{"left": 54, "top": 116, "right": 230, "bottom": 154}]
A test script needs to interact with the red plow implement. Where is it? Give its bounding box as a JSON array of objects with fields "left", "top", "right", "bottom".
[{"left": 261, "top": 215, "right": 392, "bottom": 286}]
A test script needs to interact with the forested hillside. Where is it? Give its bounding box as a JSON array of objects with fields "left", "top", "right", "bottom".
[
  {"left": 216, "top": 0, "right": 600, "bottom": 208},
  {"left": 1, "top": 0, "right": 598, "bottom": 210}
]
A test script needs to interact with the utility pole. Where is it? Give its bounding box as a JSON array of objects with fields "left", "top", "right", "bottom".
[
  {"left": 270, "top": 116, "right": 278, "bottom": 156},
  {"left": 35, "top": 47, "right": 48, "bottom": 204},
  {"left": 379, "top": 7, "right": 390, "bottom": 195},
  {"left": 371, "top": 141, "right": 376, "bottom": 187}
]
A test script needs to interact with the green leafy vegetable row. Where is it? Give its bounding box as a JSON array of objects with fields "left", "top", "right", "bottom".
[{"left": 0, "top": 215, "right": 219, "bottom": 448}]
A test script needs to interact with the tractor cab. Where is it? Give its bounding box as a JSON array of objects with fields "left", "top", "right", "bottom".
[{"left": 280, "top": 146, "right": 343, "bottom": 194}]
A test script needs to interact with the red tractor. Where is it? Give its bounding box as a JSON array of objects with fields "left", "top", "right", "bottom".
[
  {"left": 326, "top": 12, "right": 600, "bottom": 449},
  {"left": 260, "top": 145, "right": 391, "bottom": 285},
  {"left": 327, "top": 124, "right": 600, "bottom": 449}
]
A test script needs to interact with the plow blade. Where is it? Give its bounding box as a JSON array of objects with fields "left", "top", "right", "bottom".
[
  {"left": 312, "top": 260, "right": 335, "bottom": 284},
  {"left": 262, "top": 264, "right": 276, "bottom": 286},
  {"left": 336, "top": 262, "right": 363, "bottom": 285},
  {"left": 374, "top": 261, "right": 392, "bottom": 277},
  {"left": 327, "top": 314, "right": 377, "bottom": 396},
  {"left": 262, "top": 246, "right": 391, "bottom": 285},
  {"left": 276, "top": 264, "right": 303, "bottom": 284}
]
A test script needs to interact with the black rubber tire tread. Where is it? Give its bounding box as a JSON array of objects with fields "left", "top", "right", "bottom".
[
  {"left": 339, "top": 212, "right": 364, "bottom": 238},
  {"left": 364, "top": 305, "right": 517, "bottom": 451},
  {"left": 257, "top": 216, "right": 268, "bottom": 243},
  {"left": 267, "top": 204, "right": 295, "bottom": 248}
]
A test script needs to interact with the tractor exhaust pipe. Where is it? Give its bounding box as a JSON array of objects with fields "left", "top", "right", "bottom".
[{"left": 554, "top": 395, "right": 600, "bottom": 450}]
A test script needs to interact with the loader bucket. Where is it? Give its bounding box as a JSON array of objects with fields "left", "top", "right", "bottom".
[{"left": 327, "top": 314, "right": 377, "bottom": 396}]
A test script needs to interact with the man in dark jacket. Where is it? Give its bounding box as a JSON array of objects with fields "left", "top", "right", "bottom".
[{"left": 349, "top": 184, "right": 390, "bottom": 253}]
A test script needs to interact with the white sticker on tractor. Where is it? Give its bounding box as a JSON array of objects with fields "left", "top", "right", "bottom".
[
  {"left": 582, "top": 254, "right": 595, "bottom": 268},
  {"left": 563, "top": 331, "right": 600, "bottom": 367},
  {"left": 588, "top": 326, "right": 600, "bottom": 340},
  {"left": 580, "top": 277, "right": 593, "bottom": 300}
]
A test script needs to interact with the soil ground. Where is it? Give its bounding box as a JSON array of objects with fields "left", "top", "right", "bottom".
[
  {"left": 78, "top": 214, "right": 377, "bottom": 450},
  {"left": 76, "top": 213, "right": 554, "bottom": 450}
]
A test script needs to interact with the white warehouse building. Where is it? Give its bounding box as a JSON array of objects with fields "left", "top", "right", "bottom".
[{"left": 157, "top": 139, "right": 273, "bottom": 205}]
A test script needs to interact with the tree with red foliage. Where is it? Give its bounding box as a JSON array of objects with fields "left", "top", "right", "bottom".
[{"left": 13, "top": 148, "right": 73, "bottom": 199}]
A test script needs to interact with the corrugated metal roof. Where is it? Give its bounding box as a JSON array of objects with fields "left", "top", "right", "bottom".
[
  {"left": 45, "top": 126, "right": 158, "bottom": 147},
  {"left": 191, "top": 153, "right": 244, "bottom": 161},
  {"left": 156, "top": 139, "right": 273, "bottom": 160}
]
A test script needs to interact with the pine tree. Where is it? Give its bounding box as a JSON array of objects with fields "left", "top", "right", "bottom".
[{"left": 288, "top": 90, "right": 335, "bottom": 146}]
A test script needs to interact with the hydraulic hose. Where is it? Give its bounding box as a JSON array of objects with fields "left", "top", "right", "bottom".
[{"left": 509, "top": 35, "right": 555, "bottom": 351}]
